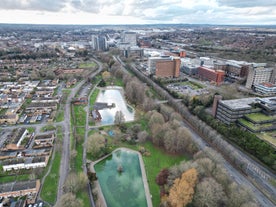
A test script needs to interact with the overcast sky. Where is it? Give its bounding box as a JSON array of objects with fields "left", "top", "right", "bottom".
[{"left": 0, "top": 0, "right": 275, "bottom": 25}]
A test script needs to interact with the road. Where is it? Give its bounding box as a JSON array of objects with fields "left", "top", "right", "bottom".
[
  {"left": 57, "top": 79, "right": 85, "bottom": 200},
  {"left": 82, "top": 59, "right": 103, "bottom": 207},
  {"left": 57, "top": 58, "right": 103, "bottom": 202},
  {"left": 117, "top": 56, "right": 276, "bottom": 207},
  {"left": 181, "top": 121, "right": 275, "bottom": 207}
]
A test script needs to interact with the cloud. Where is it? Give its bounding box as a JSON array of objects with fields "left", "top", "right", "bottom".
[
  {"left": 0, "top": 0, "right": 275, "bottom": 25},
  {"left": 0, "top": 0, "right": 67, "bottom": 12},
  {"left": 217, "top": 0, "right": 276, "bottom": 8}
]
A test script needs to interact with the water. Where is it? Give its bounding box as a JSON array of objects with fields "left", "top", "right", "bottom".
[
  {"left": 96, "top": 88, "right": 135, "bottom": 125},
  {"left": 94, "top": 149, "right": 148, "bottom": 207}
]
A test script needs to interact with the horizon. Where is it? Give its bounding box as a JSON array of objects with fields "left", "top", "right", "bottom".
[{"left": 0, "top": 0, "right": 275, "bottom": 26}]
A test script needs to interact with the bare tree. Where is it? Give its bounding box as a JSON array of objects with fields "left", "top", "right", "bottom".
[
  {"left": 159, "top": 104, "right": 174, "bottom": 122},
  {"left": 193, "top": 177, "right": 227, "bottom": 207},
  {"left": 137, "top": 130, "right": 149, "bottom": 143},
  {"left": 86, "top": 133, "right": 106, "bottom": 158},
  {"left": 114, "top": 110, "right": 125, "bottom": 126},
  {"left": 54, "top": 193, "right": 83, "bottom": 207}
]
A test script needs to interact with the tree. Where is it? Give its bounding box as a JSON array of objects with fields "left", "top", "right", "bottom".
[
  {"left": 64, "top": 172, "right": 88, "bottom": 194},
  {"left": 137, "top": 130, "right": 149, "bottom": 143},
  {"left": 114, "top": 110, "right": 125, "bottom": 126},
  {"left": 164, "top": 128, "right": 177, "bottom": 153},
  {"left": 159, "top": 104, "right": 174, "bottom": 121},
  {"left": 54, "top": 193, "right": 83, "bottom": 207},
  {"left": 149, "top": 110, "right": 165, "bottom": 129},
  {"left": 87, "top": 133, "right": 106, "bottom": 158},
  {"left": 226, "top": 183, "right": 256, "bottom": 207},
  {"left": 193, "top": 177, "right": 227, "bottom": 207},
  {"left": 63, "top": 172, "right": 79, "bottom": 193},
  {"left": 156, "top": 168, "right": 170, "bottom": 186},
  {"left": 168, "top": 168, "right": 198, "bottom": 207},
  {"left": 102, "top": 71, "right": 111, "bottom": 82}
]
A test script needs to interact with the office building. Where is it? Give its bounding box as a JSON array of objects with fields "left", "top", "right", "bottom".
[
  {"left": 245, "top": 63, "right": 273, "bottom": 89},
  {"left": 148, "top": 56, "right": 172, "bottom": 74},
  {"left": 198, "top": 66, "right": 225, "bottom": 85},
  {"left": 92, "top": 35, "right": 108, "bottom": 51},
  {"left": 121, "top": 31, "right": 137, "bottom": 47},
  {"left": 254, "top": 82, "right": 276, "bottom": 95},
  {"left": 214, "top": 97, "right": 260, "bottom": 125},
  {"left": 155, "top": 57, "right": 181, "bottom": 78}
]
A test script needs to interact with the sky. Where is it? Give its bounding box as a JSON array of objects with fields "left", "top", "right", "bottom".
[{"left": 0, "top": 0, "right": 275, "bottom": 25}]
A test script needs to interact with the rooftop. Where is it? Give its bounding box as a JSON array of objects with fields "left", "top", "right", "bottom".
[{"left": 219, "top": 97, "right": 258, "bottom": 110}]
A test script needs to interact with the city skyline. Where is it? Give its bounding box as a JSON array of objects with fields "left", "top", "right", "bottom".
[{"left": 0, "top": 0, "right": 275, "bottom": 25}]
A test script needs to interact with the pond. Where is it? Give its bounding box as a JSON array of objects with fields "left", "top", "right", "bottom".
[
  {"left": 96, "top": 88, "right": 135, "bottom": 125},
  {"left": 94, "top": 149, "right": 148, "bottom": 207}
]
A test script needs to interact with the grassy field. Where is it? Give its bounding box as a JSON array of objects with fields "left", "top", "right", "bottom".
[
  {"left": 55, "top": 110, "right": 64, "bottom": 122},
  {"left": 140, "top": 142, "right": 186, "bottom": 206},
  {"left": 79, "top": 62, "right": 96, "bottom": 68},
  {"left": 41, "top": 125, "right": 56, "bottom": 132},
  {"left": 40, "top": 127, "right": 62, "bottom": 205},
  {"left": 72, "top": 103, "right": 90, "bottom": 205},
  {"left": 239, "top": 118, "right": 273, "bottom": 131},
  {"left": 73, "top": 105, "right": 86, "bottom": 126},
  {"left": 181, "top": 81, "right": 204, "bottom": 89},
  {"left": 89, "top": 88, "right": 100, "bottom": 109},
  {"left": 0, "top": 174, "right": 29, "bottom": 184},
  {"left": 40, "top": 151, "right": 61, "bottom": 204},
  {"left": 245, "top": 113, "right": 276, "bottom": 123},
  {"left": 89, "top": 127, "right": 186, "bottom": 207}
]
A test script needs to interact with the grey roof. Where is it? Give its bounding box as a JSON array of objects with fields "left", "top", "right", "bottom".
[{"left": 219, "top": 97, "right": 258, "bottom": 110}]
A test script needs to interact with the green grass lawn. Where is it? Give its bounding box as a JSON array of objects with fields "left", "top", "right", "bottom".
[
  {"left": 245, "top": 113, "right": 276, "bottom": 123},
  {"left": 239, "top": 119, "right": 273, "bottom": 131},
  {"left": 0, "top": 174, "right": 30, "bottom": 184},
  {"left": 91, "top": 136, "right": 187, "bottom": 207},
  {"left": 55, "top": 110, "right": 64, "bottom": 122},
  {"left": 79, "top": 62, "right": 96, "bottom": 68},
  {"left": 40, "top": 151, "right": 61, "bottom": 204},
  {"left": 89, "top": 88, "right": 100, "bottom": 109},
  {"left": 41, "top": 125, "right": 56, "bottom": 132},
  {"left": 141, "top": 142, "right": 187, "bottom": 206},
  {"left": 180, "top": 81, "right": 204, "bottom": 89},
  {"left": 71, "top": 104, "right": 90, "bottom": 205},
  {"left": 27, "top": 127, "right": 35, "bottom": 133},
  {"left": 74, "top": 105, "right": 86, "bottom": 126},
  {"left": 40, "top": 127, "right": 62, "bottom": 205}
]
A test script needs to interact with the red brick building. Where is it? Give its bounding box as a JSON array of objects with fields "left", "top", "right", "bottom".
[
  {"left": 198, "top": 66, "right": 225, "bottom": 85},
  {"left": 155, "top": 58, "right": 181, "bottom": 78}
]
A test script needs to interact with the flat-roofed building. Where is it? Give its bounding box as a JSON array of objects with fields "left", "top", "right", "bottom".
[
  {"left": 245, "top": 63, "right": 273, "bottom": 89},
  {"left": 0, "top": 180, "right": 40, "bottom": 198},
  {"left": 198, "top": 66, "right": 225, "bottom": 85},
  {"left": 214, "top": 97, "right": 260, "bottom": 125},
  {"left": 254, "top": 82, "right": 276, "bottom": 95},
  {"left": 155, "top": 57, "right": 181, "bottom": 78},
  {"left": 121, "top": 31, "right": 137, "bottom": 47},
  {"left": 148, "top": 56, "right": 171, "bottom": 74},
  {"left": 256, "top": 96, "right": 276, "bottom": 115}
]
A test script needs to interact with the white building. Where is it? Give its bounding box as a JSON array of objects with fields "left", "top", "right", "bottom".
[{"left": 245, "top": 63, "right": 273, "bottom": 89}]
